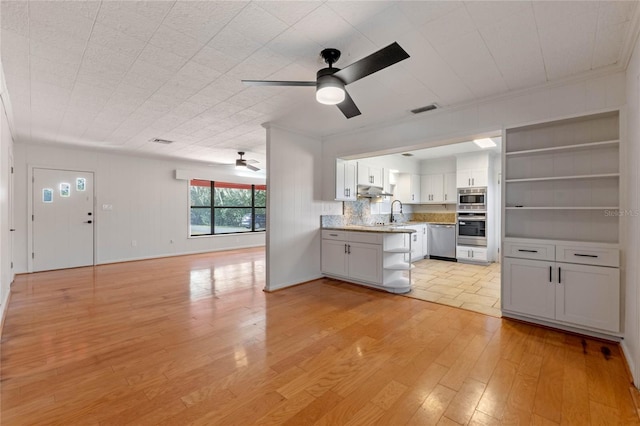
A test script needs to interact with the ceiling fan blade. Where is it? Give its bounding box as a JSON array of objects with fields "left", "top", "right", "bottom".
[
  {"left": 336, "top": 90, "right": 361, "bottom": 119},
  {"left": 241, "top": 80, "right": 316, "bottom": 87},
  {"left": 246, "top": 164, "right": 261, "bottom": 172},
  {"left": 333, "top": 42, "right": 410, "bottom": 85}
]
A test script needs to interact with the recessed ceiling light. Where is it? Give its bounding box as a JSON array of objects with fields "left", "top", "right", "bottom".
[{"left": 473, "top": 138, "right": 496, "bottom": 148}]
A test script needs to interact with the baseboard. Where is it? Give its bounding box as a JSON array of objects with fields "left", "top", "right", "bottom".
[
  {"left": 621, "top": 340, "right": 639, "bottom": 388},
  {"left": 0, "top": 285, "right": 11, "bottom": 336},
  {"left": 97, "top": 244, "right": 266, "bottom": 266},
  {"left": 265, "top": 274, "right": 324, "bottom": 292}
]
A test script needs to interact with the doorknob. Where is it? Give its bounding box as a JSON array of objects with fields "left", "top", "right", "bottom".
[
  {"left": 88, "top": 212, "right": 92, "bottom": 216},
  {"left": 84, "top": 220, "right": 92, "bottom": 224}
]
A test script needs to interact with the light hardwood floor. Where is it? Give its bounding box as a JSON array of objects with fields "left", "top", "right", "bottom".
[{"left": 2, "top": 247, "right": 639, "bottom": 425}]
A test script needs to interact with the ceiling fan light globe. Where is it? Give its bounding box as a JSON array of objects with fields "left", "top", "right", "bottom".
[{"left": 316, "top": 86, "right": 345, "bottom": 105}]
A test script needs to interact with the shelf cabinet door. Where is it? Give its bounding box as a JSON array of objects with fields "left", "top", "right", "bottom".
[
  {"left": 336, "top": 159, "right": 357, "bottom": 201},
  {"left": 457, "top": 170, "right": 472, "bottom": 188},
  {"left": 322, "top": 239, "right": 349, "bottom": 277},
  {"left": 397, "top": 173, "right": 421, "bottom": 203},
  {"left": 444, "top": 172, "right": 456, "bottom": 203},
  {"left": 502, "top": 258, "right": 556, "bottom": 320},
  {"left": 370, "top": 166, "right": 384, "bottom": 187},
  {"left": 348, "top": 242, "right": 382, "bottom": 284},
  {"left": 555, "top": 263, "right": 620, "bottom": 332},
  {"left": 470, "top": 169, "right": 488, "bottom": 187}
]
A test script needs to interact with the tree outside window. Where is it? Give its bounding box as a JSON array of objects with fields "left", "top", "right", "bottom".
[{"left": 189, "top": 180, "right": 266, "bottom": 236}]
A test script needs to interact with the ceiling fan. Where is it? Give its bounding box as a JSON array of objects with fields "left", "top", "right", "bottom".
[
  {"left": 235, "top": 151, "right": 260, "bottom": 172},
  {"left": 242, "top": 42, "right": 410, "bottom": 119}
]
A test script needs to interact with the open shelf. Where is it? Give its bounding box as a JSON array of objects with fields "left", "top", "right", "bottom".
[
  {"left": 505, "top": 140, "right": 619, "bottom": 157},
  {"left": 384, "top": 263, "right": 415, "bottom": 271},
  {"left": 384, "top": 247, "right": 411, "bottom": 253},
  {"left": 505, "top": 173, "right": 619, "bottom": 183},
  {"left": 384, "top": 277, "right": 410, "bottom": 288}
]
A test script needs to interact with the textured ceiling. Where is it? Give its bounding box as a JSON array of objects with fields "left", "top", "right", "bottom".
[{"left": 1, "top": 1, "right": 638, "bottom": 167}]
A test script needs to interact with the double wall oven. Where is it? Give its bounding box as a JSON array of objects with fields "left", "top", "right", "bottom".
[{"left": 457, "top": 188, "right": 487, "bottom": 247}]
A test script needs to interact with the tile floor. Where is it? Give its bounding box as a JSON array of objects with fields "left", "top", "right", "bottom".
[{"left": 405, "top": 258, "right": 502, "bottom": 317}]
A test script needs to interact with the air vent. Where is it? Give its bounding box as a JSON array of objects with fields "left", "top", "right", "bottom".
[
  {"left": 410, "top": 103, "right": 438, "bottom": 114},
  {"left": 149, "top": 138, "right": 174, "bottom": 144},
  {"left": 401, "top": 153, "right": 414, "bottom": 157}
]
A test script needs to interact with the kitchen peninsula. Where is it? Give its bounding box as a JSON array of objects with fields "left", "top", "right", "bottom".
[{"left": 321, "top": 225, "right": 416, "bottom": 294}]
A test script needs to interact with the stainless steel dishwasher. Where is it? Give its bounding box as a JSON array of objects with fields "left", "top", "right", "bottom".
[{"left": 428, "top": 224, "right": 456, "bottom": 260}]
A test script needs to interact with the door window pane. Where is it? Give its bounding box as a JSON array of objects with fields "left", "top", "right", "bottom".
[
  {"left": 76, "top": 178, "right": 86, "bottom": 191},
  {"left": 60, "top": 183, "right": 70, "bottom": 197},
  {"left": 43, "top": 188, "right": 53, "bottom": 203}
]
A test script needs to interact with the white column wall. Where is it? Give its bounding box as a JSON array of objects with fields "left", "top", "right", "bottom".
[
  {"left": 0, "top": 71, "right": 14, "bottom": 322},
  {"left": 623, "top": 35, "right": 640, "bottom": 386},
  {"left": 265, "top": 125, "right": 323, "bottom": 291},
  {"left": 13, "top": 143, "right": 266, "bottom": 272}
]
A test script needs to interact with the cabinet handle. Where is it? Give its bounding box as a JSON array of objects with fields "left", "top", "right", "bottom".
[
  {"left": 345, "top": 244, "right": 347, "bottom": 253},
  {"left": 329, "top": 233, "right": 338, "bottom": 236},
  {"left": 549, "top": 266, "right": 552, "bottom": 283},
  {"left": 558, "top": 267, "right": 562, "bottom": 284},
  {"left": 445, "top": 194, "right": 447, "bottom": 200},
  {"left": 472, "top": 178, "right": 475, "bottom": 186},
  {"left": 518, "top": 249, "right": 538, "bottom": 253},
  {"left": 347, "top": 244, "right": 351, "bottom": 254},
  {"left": 574, "top": 253, "right": 598, "bottom": 258}
]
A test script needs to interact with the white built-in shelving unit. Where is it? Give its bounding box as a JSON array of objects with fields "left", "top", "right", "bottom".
[
  {"left": 503, "top": 111, "right": 620, "bottom": 243},
  {"left": 501, "top": 110, "right": 622, "bottom": 337}
]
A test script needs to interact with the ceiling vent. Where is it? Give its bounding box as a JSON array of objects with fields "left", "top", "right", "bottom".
[
  {"left": 401, "top": 153, "right": 414, "bottom": 157},
  {"left": 149, "top": 138, "right": 174, "bottom": 144},
  {"left": 410, "top": 103, "right": 438, "bottom": 114}
]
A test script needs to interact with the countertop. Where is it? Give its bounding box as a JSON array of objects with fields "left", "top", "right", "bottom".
[{"left": 323, "top": 221, "right": 457, "bottom": 234}]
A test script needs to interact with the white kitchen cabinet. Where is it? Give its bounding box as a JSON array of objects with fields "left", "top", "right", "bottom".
[
  {"left": 456, "top": 169, "right": 488, "bottom": 188},
  {"left": 456, "top": 245, "right": 488, "bottom": 263},
  {"left": 444, "top": 172, "right": 456, "bottom": 204},
  {"left": 322, "top": 230, "right": 413, "bottom": 294},
  {"left": 420, "top": 174, "right": 444, "bottom": 203},
  {"left": 321, "top": 239, "right": 349, "bottom": 277},
  {"left": 457, "top": 153, "right": 489, "bottom": 188},
  {"left": 348, "top": 242, "right": 383, "bottom": 284},
  {"left": 396, "top": 173, "right": 421, "bottom": 203},
  {"left": 335, "top": 159, "right": 357, "bottom": 201},
  {"left": 357, "top": 162, "right": 384, "bottom": 187},
  {"left": 502, "top": 257, "right": 556, "bottom": 320},
  {"left": 422, "top": 225, "right": 429, "bottom": 256},
  {"left": 502, "top": 238, "right": 620, "bottom": 334},
  {"left": 322, "top": 231, "right": 382, "bottom": 284}
]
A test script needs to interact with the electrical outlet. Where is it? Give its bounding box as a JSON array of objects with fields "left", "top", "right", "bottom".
[{"left": 131, "top": 240, "right": 137, "bottom": 247}]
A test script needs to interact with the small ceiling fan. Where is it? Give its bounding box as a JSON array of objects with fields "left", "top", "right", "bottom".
[
  {"left": 235, "top": 152, "right": 260, "bottom": 172},
  {"left": 242, "top": 42, "right": 410, "bottom": 119}
]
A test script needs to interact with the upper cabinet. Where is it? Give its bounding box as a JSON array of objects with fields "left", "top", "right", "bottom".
[
  {"left": 420, "top": 174, "right": 444, "bottom": 203},
  {"left": 396, "top": 173, "right": 421, "bottom": 203},
  {"left": 335, "top": 159, "right": 357, "bottom": 201},
  {"left": 456, "top": 153, "right": 489, "bottom": 188},
  {"left": 357, "top": 162, "right": 383, "bottom": 187},
  {"left": 444, "top": 172, "right": 456, "bottom": 203}
]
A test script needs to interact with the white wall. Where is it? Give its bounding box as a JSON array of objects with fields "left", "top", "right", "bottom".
[
  {"left": 322, "top": 72, "right": 625, "bottom": 198},
  {"left": 13, "top": 143, "right": 265, "bottom": 272},
  {"left": 0, "top": 67, "right": 14, "bottom": 322},
  {"left": 265, "top": 125, "right": 323, "bottom": 291},
  {"left": 420, "top": 157, "right": 456, "bottom": 175},
  {"left": 623, "top": 34, "right": 640, "bottom": 385}
]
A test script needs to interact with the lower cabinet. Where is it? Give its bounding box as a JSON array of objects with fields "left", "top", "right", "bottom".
[
  {"left": 456, "top": 245, "right": 488, "bottom": 262},
  {"left": 322, "top": 230, "right": 413, "bottom": 293},
  {"left": 321, "top": 233, "right": 382, "bottom": 284},
  {"left": 502, "top": 240, "right": 620, "bottom": 334},
  {"left": 404, "top": 224, "right": 426, "bottom": 262}
]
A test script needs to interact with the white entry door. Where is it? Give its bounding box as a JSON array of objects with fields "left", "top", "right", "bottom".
[{"left": 33, "top": 168, "right": 94, "bottom": 271}]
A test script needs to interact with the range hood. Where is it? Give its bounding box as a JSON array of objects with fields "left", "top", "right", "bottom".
[{"left": 357, "top": 185, "right": 393, "bottom": 198}]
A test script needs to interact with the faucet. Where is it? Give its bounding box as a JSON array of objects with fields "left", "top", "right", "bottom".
[{"left": 390, "top": 199, "right": 403, "bottom": 223}]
